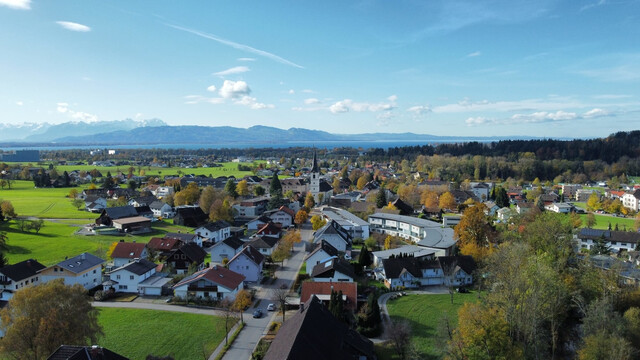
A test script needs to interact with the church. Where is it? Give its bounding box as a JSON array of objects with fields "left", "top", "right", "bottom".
[{"left": 309, "top": 151, "right": 334, "bottom": 204}]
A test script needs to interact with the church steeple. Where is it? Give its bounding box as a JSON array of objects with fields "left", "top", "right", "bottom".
[{"left": 311, "top": 150, "right": 319, "bottom": 173}]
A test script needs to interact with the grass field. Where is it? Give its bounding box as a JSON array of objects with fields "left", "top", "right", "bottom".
[
  {"left": 379, "top": 292, "right": 481, "bottom": 360},
  {"left": 97, "top": 308, "right": 229, "bottom": 360},
  {"left": 1, "top": 219, "right": 194, "bottom": 266},
  {"left": 0, "top": 181, "right": 94, "bottom": 219},
  {"left": 579, "top": 213, "right": 636, "bottom": 230}
]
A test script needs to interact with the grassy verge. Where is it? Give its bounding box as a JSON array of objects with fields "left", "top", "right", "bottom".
[
  {"left": 98, "top": 308, "right": 228, "bottom": 360},
  {"left": 380, "top": 292, "right": 481, "bottom": 360},
  {"left": 213, "top": 322, "right": 244, "bottom": 360}
]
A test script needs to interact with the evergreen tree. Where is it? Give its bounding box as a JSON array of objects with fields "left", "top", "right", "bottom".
[
  {"left": 358, "top": 246, "right": 372, "bottom": 267},
  {"left": 224, "top": 179, "right": 237, "bottom": 198},
  {"left": 62, "top": 171, "right": 71, "bottom": 187},
  {"left": 494, "top": 187, "right": 509, "bottom": 208},
  {"left": 269, "top": 172, "right": 282, "bottom": 196},
  {"left": 376, "top": 189, "right": 387, "bottom": 208},
  {"left": 590, "top": 234, "right": 611, "bottom": 255}
]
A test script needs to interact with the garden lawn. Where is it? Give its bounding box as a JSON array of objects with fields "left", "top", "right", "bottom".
[
  {"left": 1, "top": 219, "right": 194, "bottom": 266},
  {"left": 0, "top": 181, "right": 94, "bottom": 219},
  {"left": 97, "top": 308, "right": 229, "bottom": 360},
  {"left": 381, "top": 292, "right": 481, "bottom": 360},
  {"left": 579, "top": 213, "right": 636, "bottom": 230}
]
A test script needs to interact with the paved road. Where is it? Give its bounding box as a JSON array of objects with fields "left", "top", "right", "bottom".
[{"left": 221, "top": 224, "right": 310, "bottom": 360}]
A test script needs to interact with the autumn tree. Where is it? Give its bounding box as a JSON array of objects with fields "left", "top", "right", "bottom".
[
  {"left": 209, "top": 199, "right": 234, "bottom": 222},
  {"left": 199, "top": 186, "right": 225, "bottom": 214},
  {"left": 271, "top": 287, "right": 290, "bottom": 322},
  {"left": 295, "top": 209, "right": 309, "bottom": 226},
  {"left": 356, "top": 175, "right": 368, "bottom": 190},
  {"left": 68, "top": 188, "right": 78, "bottom": 198},
  {"left": 421, "top": 190, "right": 439, "bottom": 208},
  {"left": 236, "top": 180, "right": 249, "bottom": 197},
  {"left": 233, "top": 289, "right": 252, "bottom": 324},
  {"left": 586, "top": 212, "right": 597, "bottom": 228},
  {"left": 254, "top": 185, "right": 265, "bottom": 196},
  {"left": 332, "top": 176, "right": 341, "bottom": 193},
  {"left": 0, "top": 201, "right": 16, "bottom": 219},
  {"left": 224, "top": 179, "right": 237, "bottom": 198},
  {"left": 304, "top": 192, "right": 315, "bottom": 210},
  {"left": 310, "top": 215, "right": 326, "bottom": 231},
  {"left": 0, "top": 279, "right": 103, "bottom": 360},
  {"left": 587, "top": 192, "right": 601, "bottom": 211},
  {"left": 439, "top": 191, "right": 456, "bottom": 211},
  {"left": 219, "top": 298, "right": 237, "bottom": 346},
  {"left": 386, "top": 320, "right": 413, "bottom": 360},
  {"left": 106, "top": 242, "right": 119, "bottom": 259},
  {"left": 174, "top": 182, "right": 200, "bottom": 206},
  {"left": 454, "top": 203, "right": 495, "bottom": 261}
]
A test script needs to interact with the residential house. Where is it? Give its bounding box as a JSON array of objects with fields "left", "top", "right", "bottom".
[
  {"left": 576, "top": 228, "right": 640, "bottom": 253},
  {"left": 496, "top": 207, "right": 516, "bottom": 222},
  {"left": 149, "top": 200, "right": 174, "bottom": 218},
  {"left": 372, "top": 245, "right": 436, "bottom": 267},
  {"left": 195, "top": 220, "right": 231, "bottom": 244},
  {"left": 442, "top": 215, "right": 462, "bottom": 227},
  {"left": 167, "top": 243, "right": 207, "bottom": 274},
  {"left": 40, "top": 253, "right": 104, "bottom": 289},
  {"left": 173, "top": 206, "right": 208, "bottom": 228},
  {"left": 0, "top": 259, "right": 46, "bottom": 301},
  {"left": 305, "top": 240, "right": 339, "bottom": 272},
  {"left": 247, "top": 215, "right": 272, "bottom": 231},
  {"left": 172, "top": 265, "right": 245, "bottom": 300},
  {"left": 368, "top": 212, "right": 448, "bottom": 244},
  {"left": 84, "top": 196, "right": 107, "bottom": 213},
  {"left": 232, "top": 196, "right": 269, "bottom": 217},
  {"left": 110, "top": 241, "right": 148, "bottom": 268},
  {"left": 128, "top": 195, "right": 158, "bottom": 208},
  {"left": 470, "top": 182, "right": 491, "bottom": 201},
  {"left": 265, "top": 206, "right": 295, "bottom": 228},
  {"left": 263, "top": 296, "right": 375, "bottom": 360},
  {"left": 310, "top": 258, "right": 355, "bottom": 282},
  {"left": 154, "top": 186, "right": 174, "bottom": 198},
  {"left": 378, "top": 255, "right": 476, "bottom": 289},
  {"left": 228, "top": 246, "right": 265, "bottom": 283},
  {"left": 256, "top": 221, "right": 282, "bottom": 239},
  {"left": 576, "top": 189, "right": 597, "bottom": 202},
  {"left": 105, "top": 259, "right": 157, "bottom": 293},
  {"left": 622, "top": 189, "right": 640, "bottom": 212},
  {"left": 95, "top": 205, "right": 138, "bottom": 226},
  {"left": 390, "top": 198, "right": 414, "bottom": 215},
  {"left": 483, "top": 201, "right": 500, "bottom": 216},
  {"left": 300, "top": 281, "right": 358, "bottom": 311},
  {"left": 561, "top": 184, "right": 582, "bottom": 200},
  {"left": 134, "top": 205, "right": 154, "bottom": 220},
  {"left": 246, "top": 236, "right": 280, "bottom": 256},
  {"left": 209, "top": 236, "right": 245, "bottom": 264},
  {"left": 47, "top": 345, "right": 129, "bottom": 360},
  {"left": 319, "top": 206, "right": 370, "bottom": 239},
  {"left": 545, "top": 202, "right": 573, "bottom": 213},
  {"left": 516, "top": 202, "right": 536, "bottom": 214},
  {"left": 313, "top": 220, "right": 352, "bottom": 253},
  {"left": 164, "top": 232, "right": 200, "bottom": 246},
  {"left": 146, "top": 237, "right": 183, "bottom": 258}
]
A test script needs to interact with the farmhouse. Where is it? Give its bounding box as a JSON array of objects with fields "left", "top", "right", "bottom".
[{"left": 0, "top": 259, "right": 46, "bottom": 301}]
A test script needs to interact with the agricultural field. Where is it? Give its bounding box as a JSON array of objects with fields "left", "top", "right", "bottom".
[
  {"left": 1, "top": 219, "right": 194, "bottom": 266},
  {"left": 97, "top": 308, "right": 229, "bottom": 360},
  {"left": 0, "top": 181, "right": 94, "bottom": 219},
  {"left": 378, "top": 292, "right": 481, "bottom": 360}
]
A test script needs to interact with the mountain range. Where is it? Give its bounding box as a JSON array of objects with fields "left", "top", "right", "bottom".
[{"left": 0, "top": 119, "right": 542, "bottom": 146}]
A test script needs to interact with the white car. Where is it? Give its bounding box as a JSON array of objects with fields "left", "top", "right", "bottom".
[
  {"left": 267, "top": 303, "right": 276, "bottom": 311},
  {"left": 344, "top": 254, "right": 352, "bottom": 260}
]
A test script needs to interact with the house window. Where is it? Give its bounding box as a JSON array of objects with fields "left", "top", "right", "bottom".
[
  {"left": 130, "top": 275, "right": 134, "bottom": 280},
  {"left": 181, "top": 254, "right": 186, "bottom": 259},
  {"left": 246, "top": 266, "right": 249, "bottom": 270},
  {"left": 54, "top": 267, "right": 58, "bottom": 272},
  {"left": 204, "top": 292, "right": 209, "bottom": 297},
  {"left": 116, "top": 275, "right": 121, "bottom": 280},
  {"left": 93, "top": 269, "right": 97, "bottom": 274}
]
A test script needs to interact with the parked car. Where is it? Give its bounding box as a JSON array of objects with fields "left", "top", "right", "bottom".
[
  {"left": 253, "top": 309, "right": 263, "bottom": 318},
  {"left": 267, "top": 303, "right": 276, "bottom": 311}
]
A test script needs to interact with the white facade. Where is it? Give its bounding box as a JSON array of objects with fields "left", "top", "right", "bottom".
[
  {"left": 195, "top": 224, "right": 231, "bottom": 243},
  {"left": 268, "top": 210, "right": 293, "bottom": 228},
  {"left": 209, "top": 242, "right": 242, "bottom": 264},
  {"left": 305, "top": 250, "right": 334, "bottom": 274},
  {"left": 545, "top": 203, "right": 572, "bottom": 213},
  {"left": 578, "top": 238, "right": 638, "bottom": 253},
  {"left": 228, "top": 252, "right": 263, "bottom": 283},
  {"left": 41, "top": 266, "right": 102, "bottom": 289},
  {"left": 108, "top": 265, "right": 156, "bottom": 293},
  {"left": 622, "top": 192, "right": 640, "bottom": 212},
  {"left": 152, "top": 203, "right": 175, "bottom": 218},
  {"left": 173, "top": 276, "right": 243, "bottom": 300},
  {"left": 0, "top": 273, "right": 40, "bottom": 301},
  {"left": 312, "top": 270, "right": 353, "bottom": 283}
]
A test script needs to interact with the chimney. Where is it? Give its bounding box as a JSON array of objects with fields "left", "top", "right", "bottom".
[
  {"left": 132, "top": 240, "right": 136, "bottom": 243},
  {"left": 81, "top": 253, "right": 86, "bottom": 260}
]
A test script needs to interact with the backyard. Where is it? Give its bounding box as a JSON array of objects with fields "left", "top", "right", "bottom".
[
  {"left": 97, "top": 308, "right": 229, "bottom": 360},
  {"left": 377, "top": 292, "right": 481, "bottom": 360}
]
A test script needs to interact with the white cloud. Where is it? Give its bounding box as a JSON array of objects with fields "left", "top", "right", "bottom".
[
  {"left": 592, "top": 94, "right": 632, "bottom": 99},
  {"left": 304, "top": 98, "right": 320, "bottom": 105},
  {"left": 388, "top": 95, "right": 398, "bottom": 102},
  {"left": 582, "top": 108, "right": 609, "bottom": 118},
  {"left": 433, "top": 97, "right": 585, "bottom": 114},
  {"left": 16, "top": 101, "right": 23, "bottom": 106},
  {"left": 407, "top": 105, "right": 431, "bottom": 116},
  {"left": 580, "top": 0, "right": 606, "bottom": 12},
  {"left": 510, "top": 110, "right": 577, "bottom": 123},
  {"left": 212, "top": 66, "right": 250, "bottom": 76},
  {"left": 0, "top": 0, "right": 30, "bottom": 10},
  {"left": 56, "top": 21, "right": 91, "bottom": 32},
  {"left": 166, "top": 24, "right": 303, "bottom": 69},
  {"left": 467, "top": 51, "right": 481, "bottom": 57},
  {"left": 206, "top": 85, "right": 217, "bottom": 92},
  {"left": 237, "top": 57, "right": 255, "bottom": 62},
  {"left": 234, "top": 96, "right": 273, "bottom": 109},
  {"left": 377, "top": 112, "right": 395, "bottom": 127},
  {"left": 56, "top": 102, "right": 98, "bottom": 122},
  {"left": 57, "top": 103, "right": 69, "bottom": 113},
  {"left": 219, "top": 80, "right": 251, "bottom": 99},
  {"left": 329, "top": 100, "right": 351, "bottom": 114},
  {"left": 288, "top": 89, "right": 295, "bottom": 94},
  {"left": 302, "top": 89, "right": 314, "bottom": 93},
  {"left": 465, "top": 116, "right": 492, "bottom": 125}
]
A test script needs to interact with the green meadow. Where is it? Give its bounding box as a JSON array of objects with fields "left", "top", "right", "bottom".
[
  {"left": 97, "top": 308, "right": 229, "bottom": 360},
  {"left": 0, "top": 181, "right": 94, "bottom": 219},
  {"left": 44, "top": 161, "right": 258, "bottom": 178}
]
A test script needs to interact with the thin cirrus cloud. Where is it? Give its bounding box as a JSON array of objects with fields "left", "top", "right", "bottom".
[
  {"left": 56, "top": 21, "right": 91, "bottom": 32},
  {"left": 467, "top": 51, "right": 481, "bottom": 57},
  {"left": 465, "top": 108, "right": 611, "bottom": 126},
  {"left": 166, "top": 24, "right": 304, "bottom": 69},
  {"left": 56, "top": 102, "right": 98, "bottom": 122},
  {"left": 0, "top": 0, "right": 30, "bottom": 10},
  {"left": 212, "top": 66, "right": 250, "bottom": 76}
]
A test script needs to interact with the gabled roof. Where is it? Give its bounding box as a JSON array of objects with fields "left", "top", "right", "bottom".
[
  {"left": 175, "top": 243, "right": 207, "bottom": 263},
  {"left": 0, "top": 259, "right": 46, "bottom": 282},
  {"left": 263, "top": 296, "right": 374, "bottom": 360},
  {"left": 310, "top": 258, "right": 355, "bottom": 280},
  {"left": 217, "top": 236, "right": 245, "bottom": 250},
  {"left": 103, "top": 205, "right": 138, "bottom": 219},
  {"left": 277, "top": 205, "right": 296, "bottom": 217},
  {"left": 110, "top": 259, "right": 156, "bottom": 276},
  {"left": 247, "top": 236, "right": 279, "bottom": 249},
  {"left": 417, "top": 228, "right": 456, "bottom": 249},
  {"left": 300, "top": 282, "right": 358, "bottom": 310},
  {"left": 134, "top": 205, "right": 153, "bottom": 216},
  {"left": 318, "top": 179, "right": 333, "bottom": 192},
  {"left": 47, "top": 345, "right": 129, "bottom": 360},
  {"left": 164, "top": 232, "right": 197, "bottom": 242},
  {"left": 147, "top": 237, "right": 182, "bottom": 251},
  {"left": 231, "top": 245, "right": 265, "bottom": 266},
  {"left": 149, "top": 200, "right": 169, "bottom": 210},
  {"left": 438, "top": 255, "right": 477, "bottom": 275},
  {"left": 257, "top": 221, "right": 282, "bottom": 235},
  {"left": 305, "top": 240, "right": 339, "bottom": 261},
  {"left": 578, "top": 228, "right": 640, "bottom": 244},
  {"left": 249, "top": 214, "right": 272, "bottom": 224},
  {"left": 56, "top": 253, "right": 104, "bottom": 274},
  {"left": 110, "top": 242, "right": 146, "bottom": 259},
  {"left": 391, "top": 198, "right": 414, "bottom": 215},
  {"left": 131, "top": 195, "right": 157, "bottom": 206},
  {"left": 381, "top": 257, "right": 424, "bottom": 279},
  {"left": 314, "top": 220, "right": 352, "bottom": 244},
  {"left": 199, "top": 220, "right": 231, "bottom": 232},
  {"left": 173, "top": 265, "right": 246, "bottom": 290}
]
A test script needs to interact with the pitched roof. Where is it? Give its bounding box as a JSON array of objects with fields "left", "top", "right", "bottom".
[
  {"left": 231, "top": 245, "right": 265, "bottom": 266},
  {"left": 164, "top": 232, "right": 197, "bottom": 242},
  {"left": 381, "top": 257, "right": 424, "bottom": 279},
  {"left": 578, "top": 228, "right": 640, "bottom": 244},
  {"left": 314, "top": 220, "right": 351, "bottom": 244},
  {"left": 176, "top": 243, "right": 207, "bottom": 262},
  {"left": 300, "top": 282, "right": 357, "bottom": 310},
  {"left": 110, "top": 242, "right": 146, "bottom": 259},
  {"left": 250, "top": 214, "right": 272, "bottom": 224},
  {"left": 247, "top": 236, "right": 279, "bottom": 249},
  {"left": 134, "top": 205, "right": 153, "bottom": 216},
  {"left": 0, "top": 259, "right": 46, "bottom": 282},
  {"left": 104, "top": 205, "right": 138, "bottom": 219},
  {"left": 318, "top": 179, "right": 333, "bottom": 192},
  {"left": 391, "top": 198, "right": 414, "bottom": 215},
  {"left": 257, "top": 221, "right": 282, "bottom": 235},
  {"left": 56, "top": 253, "right": 104, "bottom": 274},
  {"left": 111, "top": 216, "right": 151, "bottom": 225},
  {"left": 147, "top": 237, "right": 182, "bottom": 251},
  {"left": 311, "top": 151, "right": 319, "bottom": 173},
  {"left": 173, "top": 265, "right": 246, "bottom": 290},
  {"left": 277, "top": 205, "right": 296, "bottom": 217},
  {"left": 219, "top": 236, "right": 245, "bottom": 250},
  {"left": 310, "top": 258, "right": 355, "bottom": 280},
  {"left": 110, "top": 259, "right": 156, "bottom": 275},
  {"left": 47, "top": 345, "right": 129, "bottom": 360},
  {"left": 417, "top": 228, "right": 456, "bottom": 249},
  {"left": 199, "top": 220, "right": 231, "bottom": 232},
  {"left": 438, "top": 255, "right": 477, "bottom": 275},
  {"left": 149, "top": 200, "right": 168, "bottom": 210},
  {"left": 263, "top": 296, "right": 374, "bottom": 360},
  {"left": 305, "top": 240, "right": 339, "bottom": 261}
]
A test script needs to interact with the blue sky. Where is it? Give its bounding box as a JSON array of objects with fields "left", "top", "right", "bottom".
[{"left": 1, "top": 0, "right": 639, "bottom": 138}]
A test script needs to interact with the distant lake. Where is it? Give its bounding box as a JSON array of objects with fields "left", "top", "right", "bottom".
[{"left": 1, "top": 139, "right": 493, "bottom": 151}]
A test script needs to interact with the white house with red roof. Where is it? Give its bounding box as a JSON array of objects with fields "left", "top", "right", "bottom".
[
  {"left": 110, "top": 241, "right": 148, "bottom": 268},
  {"left": 172, "top": 265, "right": 245, "bottom": 300}
]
